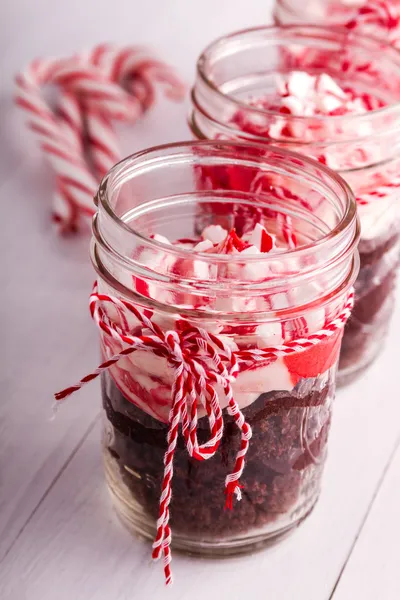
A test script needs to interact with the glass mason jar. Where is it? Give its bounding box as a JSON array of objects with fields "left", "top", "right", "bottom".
[
  {"left": 92, "top": 140, "right": 359, "bottom": 557},
  {"left": 189, "top": 26, "right": 400, "bottom": 384}
]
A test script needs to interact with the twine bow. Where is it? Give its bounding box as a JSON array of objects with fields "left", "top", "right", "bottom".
[
  {"left": 55, "top": 283, "right": 354, "bottom": 585},
  {"left": 15, "top": 44, "right": 185, "bottom": 232},
  {"left": 56, "top": 283, "right": 252, "bottom": 584}
]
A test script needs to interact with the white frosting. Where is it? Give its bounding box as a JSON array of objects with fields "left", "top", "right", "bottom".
[
  {"left": 107, "top": 345, "right": 295, "bottom": 423},
  {"left": 231, "top": 360, "right": 294, "bottom": 407},
  {"left": 256, "top": 321, "right": 284, "bottom": 346},
  {"left": 105, "top": 224, "right": 337, "bottom": 421}
]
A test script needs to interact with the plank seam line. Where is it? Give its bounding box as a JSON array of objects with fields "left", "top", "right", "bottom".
[
  {"left": 329, "top": 432, "right": 400, "bottom": 599},
  {"left": 0, "top": 412, "right": 100, "bottom": 565}
]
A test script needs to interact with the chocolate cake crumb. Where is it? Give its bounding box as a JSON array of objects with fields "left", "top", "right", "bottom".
[{"left": 103, "top": 378, "right": 334, "bottom": 538}]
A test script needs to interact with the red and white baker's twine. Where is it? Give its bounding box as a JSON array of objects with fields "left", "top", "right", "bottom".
[
  {"left": 15, "top": 45, "right": 185, "bottom": 232},
  {"left": 54, "top": 283, "right": 354, "bottom": 585}
]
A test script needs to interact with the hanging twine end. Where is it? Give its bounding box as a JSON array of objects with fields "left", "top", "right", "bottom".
[
  {"left": 224, "top": 482, "right": 244, "bottom": 511},
  {"left": 51, "top": 391, "right": 72, "bottom": 419},
  {"left": 51, "top": 385, "right": 82, "bottom": 419},
  {"left": 54, "top": 386, "right": 79, "bottom": 401},
  {"left": 50, "top": 402, "right": 60, "bottom": 421},
  {"left": 152, "top": 546, "right": 162, "bottom": 561}
]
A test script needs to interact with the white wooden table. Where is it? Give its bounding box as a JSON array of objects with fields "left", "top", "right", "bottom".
[{"left": 1, "top": 1, "right": 399, "bottom": 598}]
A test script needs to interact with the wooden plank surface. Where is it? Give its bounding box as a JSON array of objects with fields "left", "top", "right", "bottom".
[
  {"left": 1, "top": 1, "right": 400, "bottom": 599},
  {"left": 1, "top": 312, "right": 399, "bottom": 600},
  {"left": 0, "top": 159, "right": 100, "bottom": 562},
  {"left": 333, "top": 439, "right": 400, "bottom": 600}
]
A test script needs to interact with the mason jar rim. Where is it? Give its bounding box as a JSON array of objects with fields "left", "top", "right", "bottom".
[
  {"left": 95, "top": 139, "right": 358, "bottom": 264},
  {"left": 273, "top": 0, "right": 362, "bottom": 24},
  {"left": 92, "top": 140, "right": 359, "bottom": 321},
  {"left": 196, "top": 24, "right": 400, "bottom": 126},
  {"left": 273, "top": 0, "right": 326, "bottom": 19}
]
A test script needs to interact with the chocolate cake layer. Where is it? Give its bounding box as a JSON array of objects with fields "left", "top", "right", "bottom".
[{"left": 103, "top": 378, "right": 333, "bottom": 538}]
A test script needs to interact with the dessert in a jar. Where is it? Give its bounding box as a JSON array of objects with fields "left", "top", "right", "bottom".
[
  {"left": 274, "top": 0, "right": 400, "bottom": 47},
  {"left": 73, "top": 141, "right": 359, "bottom": 583},
  {"left": 190, "top": 26, "right": 400, "bottom": 384}
]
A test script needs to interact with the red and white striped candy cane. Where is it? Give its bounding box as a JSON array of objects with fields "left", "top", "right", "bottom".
[
  {"left": 54, "top": 282, "right": 354, "bottom": 585},
  {"left": 16, "top": 45, "right": 185, "bottom": 233}
]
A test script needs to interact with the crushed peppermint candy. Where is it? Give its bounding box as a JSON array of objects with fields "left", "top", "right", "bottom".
[
  {"left": 232, "top": 71, "right": 386, "bottom": 139},
  {"left": 131, "top": 222, "right": 299, "bottom": 314},
  {"left": 229, "top": 71, "right": 400, "bottom": 206},
  {"left": 173, "top": 223, "right": 276, "bottom": 256}
]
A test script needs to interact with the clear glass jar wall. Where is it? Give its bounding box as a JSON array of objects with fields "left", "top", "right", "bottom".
[
  {"left": 190, "top": 26, "right": 400, "bottom": 384},
  {"left": 93, "top": 141, "right": 359, "bottom": 554}
]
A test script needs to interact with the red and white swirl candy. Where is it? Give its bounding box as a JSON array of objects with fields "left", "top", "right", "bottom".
[{"left": 16, "top": 44, "right": 185, "bottom": 232}]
